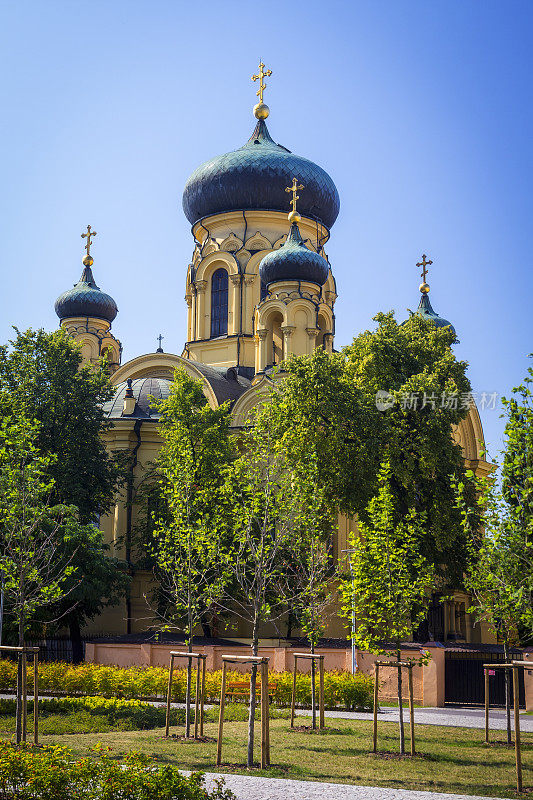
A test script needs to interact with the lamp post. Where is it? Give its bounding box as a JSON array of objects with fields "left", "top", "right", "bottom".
[{"left": 341, "top": 549, "right": 357, "bottom": 674}]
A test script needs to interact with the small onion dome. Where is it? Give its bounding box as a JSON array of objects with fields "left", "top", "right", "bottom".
[
  {"left": 182, "top": 118, "right": 340, "bottom": 230},
  {"left": 414, "top": 292, "right": 456, "bottom": 337},
  {"left": 55, "top": 264, "right": 118, "bottom": 323},
  {"left": 259, "top": 221, "right": 329, "bottom": 287},
  {"left": 102, "top": 376, "right": 172, "bottom": 419}
]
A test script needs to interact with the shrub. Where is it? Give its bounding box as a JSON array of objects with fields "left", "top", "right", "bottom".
[
  {"left": 0, "top": 742, "right": 235, "bottom": 799},
  {"left": 0, "top": 662, "right": 374, "bottom": 711}
]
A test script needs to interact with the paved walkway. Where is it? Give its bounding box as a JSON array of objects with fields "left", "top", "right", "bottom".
[
  {"left": 305, "top": 706, "right": 533, "bottom": 732},
  {"left": 202, "top": 773, "right": 514, "bottom": 800}
]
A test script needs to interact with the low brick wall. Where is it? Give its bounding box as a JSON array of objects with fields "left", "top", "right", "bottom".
[{"left": 85, "top": 641, "right": 446, "bottom": 706}]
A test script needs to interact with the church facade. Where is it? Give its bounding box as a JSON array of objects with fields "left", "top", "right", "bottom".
[{"left": 54, "top": 68, "right": 492, "bottom": 645}]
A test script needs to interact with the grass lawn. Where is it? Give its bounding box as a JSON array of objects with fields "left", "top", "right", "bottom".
[{"left": 4, "top": 716, "right": 530, "bottom": 798}]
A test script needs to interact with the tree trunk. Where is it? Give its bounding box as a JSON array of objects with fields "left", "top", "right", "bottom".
[
  {"left": 311, "top": 641, "right": 317, "bottom": 730},
  {"left": 185, "top": 619, "right": 193, "bottom": 738},
  {"left": 69, "top": 615, "right": 84, "bottom": 665},
  {"left": 397, "top": 648, "right": 405, "bottom": 755},
  {"left": 15, "top": 615, "right": 24, "bottom": 744},
  {"left": 503, "top": 640, "right": 512, "bottom": 745},
  {"left": 247, "top": 622, "right": 259, "bottom": 768}
]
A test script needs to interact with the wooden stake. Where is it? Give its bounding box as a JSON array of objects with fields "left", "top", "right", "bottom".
[
  {"left": 319, "top": 656, "right": 325, "bottom": 730},
  {"left": 484, "top": 667, "right": 489, "bottom": 744},
  {"left": 164, "top": 655, "right": 175, "bottom": 738},
  {"left": 408, "top": 664, "right": 415, "bottom": 756},
  {"left": 373, "top": 662, "right": 379, "bottom": 753},
  {"left": 290, "top": 655, "right": 297, "bottom": 728},
  {"left": 265, "top": 659, "right": 270, "bottom": 767},
  {"left": 33, "top": 653, "right": 38, "bottom": 746},
  {"left": 216, "top": 661, "right": 227, "bottom": 767},
  {"left": 513, "top": 665, "right": 522, "bottom": 793},
  {"left": 200, "top": 656, "right": 206, "bottom": 737},
  {"left": 21, "top": 653, "right": 27, "bottom": 743},
  {"left": 194, "top": 659, "right": 201, "bottom": 739}
]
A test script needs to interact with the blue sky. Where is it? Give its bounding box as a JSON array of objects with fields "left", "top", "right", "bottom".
[{"left": 1, "top": 0, "right": 531, "bottom": 457}]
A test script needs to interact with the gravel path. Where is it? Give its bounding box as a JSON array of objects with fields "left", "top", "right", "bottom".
[{"left": 202, "top": 773, "right": 514, "bottom": 800}]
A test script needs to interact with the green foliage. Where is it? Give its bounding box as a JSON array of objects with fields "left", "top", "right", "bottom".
[
  {"left": 264, "top": 312, "right": 473, "bottom": 584},
  {"left": 151, "top": 368, "right": 233, "bottom": 636},
  {"left": 457, "top": 358, "right": 533, "bottom": 650},
  {"left": 0, "top": 328, "right": 119, "bottom": 522},
  {"left": 0, "top": 742, "right": 235, "bottom": 800},
  {"left": 0, "top": 696, "right": 183, "bottom": 733},
  {"left": 0, "top": 661, "right": 375, "bottom": 711},
  {"left": 341, "top": 462, "right": 435, "bottom": 654},
  {"left": 0, "top": 328, "right": 126, "bottom": 646},
  {"left": 0, "top": 417, "right": 79, "bottom": 643}
]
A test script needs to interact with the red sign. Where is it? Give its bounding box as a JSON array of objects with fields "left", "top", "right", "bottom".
[{"left": 488, "top": 669, "right": 496, "bottom": 676}]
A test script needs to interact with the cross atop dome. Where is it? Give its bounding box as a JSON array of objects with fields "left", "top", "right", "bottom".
[{"left": 252, "top": 59, "right": 272, "bottom": 119}]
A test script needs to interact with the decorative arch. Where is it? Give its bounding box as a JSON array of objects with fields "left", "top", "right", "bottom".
[
  {"left": 220, "top": 233, "right": 243, "bottom": 252},
  {"left": 245, "top": 232, "right": 272, "bottom": 251},
  {"left": 194, "top": 251, "right": 239, "bottom": 283},
  {"left": 110, "top": 353, "right": 220, "bottom": 409}
]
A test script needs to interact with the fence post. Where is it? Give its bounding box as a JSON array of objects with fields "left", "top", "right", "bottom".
[
  {"left": 408, "top": 664, "right": 415, "bottom": 756},
  {"left": 319, "top": 656, "right": 325, "bottom": 730}
]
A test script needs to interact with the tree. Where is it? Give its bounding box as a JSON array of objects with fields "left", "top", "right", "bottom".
[
  {"left": 220, "top": 409, "right": 310, "bottom": 767},
  {"left": 151, "top": 369, "right": 233, "bottom": 738},
  {"left": 0, "top": 328, "right": 124, "bottom": 655},
  {"left": 457, "top": 358, "right": 533, "bottom": 743},
  {"left": 0, "top": 416, "right": 80, "bottom": 739},
  {"left": 264, "top": 312, "right": 474, "bottom": 588},
  {"left": 341, "top": 462, "right": 434, "bottom": 754},
  {"left": 275, "top": 457, "right": 338, "bottom": 729}
]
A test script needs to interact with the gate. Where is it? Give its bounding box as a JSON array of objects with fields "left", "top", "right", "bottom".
[{"left": 445, "top": 650, "right": 525, "bottom": 706}]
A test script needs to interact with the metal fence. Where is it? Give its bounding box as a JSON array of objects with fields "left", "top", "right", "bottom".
[{"left": 25, "top": 635, "right": 114, "bottom": 664}]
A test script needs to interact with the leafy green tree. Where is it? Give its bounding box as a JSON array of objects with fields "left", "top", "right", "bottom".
[
  {"left": 457, "top": 358, "right": 533, "bottom": 743},
  {"left": 0, "top": 328, "right": 125, "bottom": 656},
  {"left": 265, "top": 312, "right": 473, "bottom": 587},
  {"left": 341, "top": 462, "right": 434, "bottom": 754},
  {"left": 220, "top": 407, "right": 312, "bottom": 767},
  {"left": 0, "top": 416, "right": 80, "bottom": 739},
  {"left": 151, "top": 369, "right": 233, "bottom": 738},
  {"left": 274, "top": 457, "right": 338, "bottom": 729}
]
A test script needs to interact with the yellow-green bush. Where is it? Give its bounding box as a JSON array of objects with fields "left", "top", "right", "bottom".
[
  {"left": 0, "top": 742, "right": 235, "bottom": 799},
  {"left": 0, "top": 661, "right": 374, "bottom": 711}
]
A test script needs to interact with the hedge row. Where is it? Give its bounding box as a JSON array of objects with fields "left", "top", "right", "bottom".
[
  {"left": 0, "top": 742, "right": 235, "bottom": 800},
  {"left": 0, "top": 661, "right": 374, "bottom": 711}
]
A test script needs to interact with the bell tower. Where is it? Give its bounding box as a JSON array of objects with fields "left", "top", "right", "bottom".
[
  {"left": 55, "top": 226, "right": 122, "bottom": 372},
  {"left": 181, "top": 64, "right": 339, "bottom": 377}
]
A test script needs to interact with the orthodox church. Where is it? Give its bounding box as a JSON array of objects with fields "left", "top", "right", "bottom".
[{"left": 53, "top": 65, "right": 491, "bottom": 644}]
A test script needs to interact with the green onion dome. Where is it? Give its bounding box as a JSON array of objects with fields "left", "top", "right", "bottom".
[
  {"left": 415, "top": 292, "right": 456, "bottom": 337},
  {"left": 55, "top": 264, "right": 118, "bottom": 323},
  {"left": 182, "top": 118, "right": 340, "bottom": 230},
  {"left": 259, "top": 221, "right": 329, "bottom": 287}
]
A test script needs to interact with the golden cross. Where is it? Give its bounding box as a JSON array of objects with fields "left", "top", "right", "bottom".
[
  {"left": 81, "top": 225, "right": 97, "bottom": 257},
  {"left": 416, "top": 253, "right": 432, "bottom": 283},
  {"left": 285, "top": 178, "right": 305, "bottom": 213},
  {"left": 252, "top": 60, "right": 272, "bottom": 104}
]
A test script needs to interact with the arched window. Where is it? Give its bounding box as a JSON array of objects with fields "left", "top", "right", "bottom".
[{"left": 210, "top": 268, "right": 228, "bottom": 337}]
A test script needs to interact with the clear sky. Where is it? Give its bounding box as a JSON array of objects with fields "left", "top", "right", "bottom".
[{"left": 1, "top": 0, "right": 531, "bottom": 458}]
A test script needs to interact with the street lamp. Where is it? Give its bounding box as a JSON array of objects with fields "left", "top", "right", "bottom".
[{"left": 341, "top": 548, "right": 358, "bottom": 674}]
